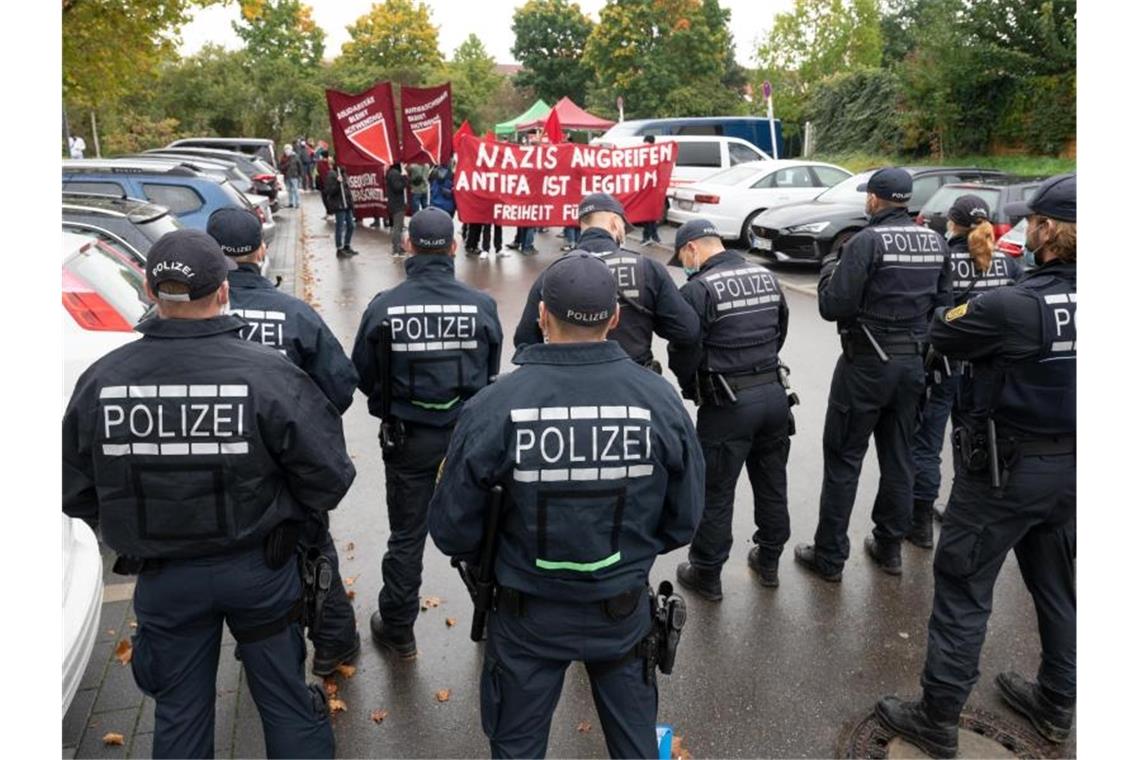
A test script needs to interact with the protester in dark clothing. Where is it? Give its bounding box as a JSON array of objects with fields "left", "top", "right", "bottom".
[
  {"left": 323, "top": 158, "right": 357, "bottom": 257},
  {"left": 386, "top": 163, "right": 409, "bottom": 256}
]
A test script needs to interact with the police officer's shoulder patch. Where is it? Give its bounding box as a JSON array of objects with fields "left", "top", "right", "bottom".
[{"left": 945, "top": 303, "right": 969, "bottom": 322}]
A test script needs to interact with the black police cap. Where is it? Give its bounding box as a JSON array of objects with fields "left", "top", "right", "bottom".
[
  {"left": 947, "top": 194, "right": 991, "bottom": 227},
  {"left": 540, "top": 252, "right": 618, "bottom": 327},
  {"left": 1004, "top": 173, "right": 1076, "bottom": 223},
  {"left": 857, "top": 167, "right": 913, "bottom": 203},
  {"left": 206, "top": 207, "right": 263, "bottom": 257},
  {"left": 146, "top": 229, "right": 236, "bottom": 301},
  {"left": 407, "top": 207, "right": 455, "bottom": 251},
  {"left": 667, "top": 218, "right": 722, "bottom": 267}
]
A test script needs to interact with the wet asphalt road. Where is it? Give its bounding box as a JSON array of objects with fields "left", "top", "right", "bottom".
[{"left": 287, "top": 196, "right": 1051, "bottom": 758}]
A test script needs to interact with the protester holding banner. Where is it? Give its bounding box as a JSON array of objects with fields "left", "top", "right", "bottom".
[{"left": 323, "top": 158, "right": 358, "bottom": 258}]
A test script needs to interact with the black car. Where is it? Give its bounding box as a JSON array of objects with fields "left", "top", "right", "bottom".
[
  {"left": 749, "top": 166, "right": 1009, "bottom": 263},
  {"left": 62, "top": 192, "right": 182, "bottom": 267},
  {"left": 143, "top": 147, "right": 279, "bottom": 211},
  {"left": 916, "top": 178, "right": 1043, "bottom": 238}
]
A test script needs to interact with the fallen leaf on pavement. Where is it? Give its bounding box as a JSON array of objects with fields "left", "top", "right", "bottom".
[
  {"left": 435, "top": 688, "right": 451, "bottom": 702},
  {"left": 344, "top": 576, "right": 358, "bottom": 586},
  {"left": 106, "top": 629, "right": 116, "bottom": 637},
  {"left": 421, "top": 596, "right": 442, "bottom": 610},
  {"left": 114, "top": 639, "right": 132, "bottom": 665},
  {"left": 371, "top": 709, "right": 389, "bottom": 723},
  {"left": 347, "top": 590, "right": 356, "bottom": 601},
  {"left": 898, "top": 632, "right": 910, "bottom": 639},
  {"left": 103, "top": 733, "right": 124, "bottom": 746},
  {"left": 345, "top": 542, "right": 355, "bottom": 552},
  {"left": 324, "top": 677, "right": 338, "bottom": 697},
  {"left": 577, "top": 721, "right": 592, "bottom": 733},
  {"left": 336, "top": 663, "right": 356, "bottom": 678},
  {"left": 672, "top": 736, "right": 693, "bottom": 760},
  {"left": 347, "top": 554, "right": 355, "bottom": 561},
  {"left": 329, "top": 697, "right": 347, "bottom": 713},
  {"left": 128, "top": 621, "right": 137, "bottom": 629}
]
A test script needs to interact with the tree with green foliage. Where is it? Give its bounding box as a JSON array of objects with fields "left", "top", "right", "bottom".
[
  {"left": 756, "top": 0, "right": 883, "bottom": 137},
  {"left": 583, "top": 0, "right": 743, "bottom": 119},
  {"left": 447, "top": 35, "right": 506, "bottom": 133},
  {"left": 337, "top": 0, "right": 443, "bottom": 88},
  {"left": 233, "top": 0, "right": 325, "bottom": 68},
  {"left": 510, "top": 0, "right": 595, "bottom": 104},
  {"left": 62, "top": 0, "right": 223, "bottom": 108}
]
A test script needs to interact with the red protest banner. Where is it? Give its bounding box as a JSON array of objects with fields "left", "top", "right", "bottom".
[
  {"left": 400, "top": 83, "right": 454, "bottom": 165},
  {"left": 453, "top": 136, "right": 677, "bottom": 226},
  {"left": 326, "top": 83, "right": 401, "bottom": 218}
]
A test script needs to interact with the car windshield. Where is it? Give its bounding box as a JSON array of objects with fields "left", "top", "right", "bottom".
[
  {"left": 65, "top": 240, "right": 151, "bottom": 325},
  {"left": 701, "top": 164, "right": 765, "bottom": 186},
  {"left": 815, "top": 170, "right": 876, "bottom": 203},
  {"left": 921, "top": 186, "right": 1002, "bottom": 217}
]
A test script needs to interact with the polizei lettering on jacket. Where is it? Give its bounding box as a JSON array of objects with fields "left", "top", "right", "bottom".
[
  {"left": 386, "top": 304, "right": 479, "bottom": 351},
  {"left": 230, "top": 308, "right": 287, "bottom": 352},
  {"left": 875, "top": 226, "right": 946, "bottom": 265},
  {"left": 98, "top": 384, "right": 250, "bottom": 456},
  {"left": 510, "top": 405, "right": 654, "bottom": 483},
  {"left": 704, "top": 265, "right": 781, "bottom": 315}
]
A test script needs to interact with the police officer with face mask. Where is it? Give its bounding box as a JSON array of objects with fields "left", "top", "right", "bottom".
[
  {"left": 876, "top": 174, "right": 1076, "bottom": 758},
  {"left": 207, "top": 208, "right": 362, "bottom": 678},
  {"left": 796, "top": 168, "right": 952, "bottom": 581},
  {"left": 63, "top": 229, "right": 355, "bottom": 758},
  {"left": 908, "top": 195, "right": 1023, "bottom": 546},
  {"left": 666, "top": 220, "right": 791, "bottom": 596},
  {"left": 514, "top": 193, "right": 699, "bottom": 372},
  {"left": 430, "top": 253, "right": 704, "bottom": 758},
  {"left": 352, "top": 207, "right": 503, "bottom": 658}
]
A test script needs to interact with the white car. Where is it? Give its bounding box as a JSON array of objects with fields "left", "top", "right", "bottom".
[
  {"left": 666, "top": 160, "right": 853, "bottom": 241},
  {"left": 62, "top": 230, "right": 151, "bottom": 712}
]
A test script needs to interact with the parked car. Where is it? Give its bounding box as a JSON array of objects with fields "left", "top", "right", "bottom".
[
  {"left": 62, "top": 160, "right": 258, "bottom": 233},
  {"left": 667, "top": 160, "right": 852, "bottom": 241},
  {"left": 62, "top": 229, "right": 149, "bottom": 712},
  {"left": 599, "top": 134, "right": 771, "bottom": 190},
  {"left": 166, "top": 137, "right": 278, "bottom": 171},
  {"left": 597, "top": 116, "right": 785, "bottom": 159},
  {"left": 62, "top": 193, "right": 181, "bottom": 265},
  {"left": 749, "top": 166, "right": 1009, "bottom": 263},
  {"left": 916, "top": 179, "right": 1043, "bottom": 237},
  {"left": 143, "top": 147, "right": 279, "bottom": 210}
]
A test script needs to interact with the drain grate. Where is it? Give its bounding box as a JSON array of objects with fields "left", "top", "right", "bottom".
[{"left": 837, "top": 706, "right": 1067, "bottom": 759}]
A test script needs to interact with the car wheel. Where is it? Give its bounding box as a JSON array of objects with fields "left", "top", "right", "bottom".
[
  {"left": 828, "top": 230, "right": 854, "bottom": 262},
  {"left": 741, "top": 210, "right": 765, "bottom": 246}
]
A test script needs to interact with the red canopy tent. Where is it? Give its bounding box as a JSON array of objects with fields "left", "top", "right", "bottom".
[{"left": 516, "top": 97, "right": 615, "bottom": 133}]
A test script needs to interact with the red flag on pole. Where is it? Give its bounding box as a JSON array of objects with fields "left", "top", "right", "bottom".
[
  {"left": 399, "top": 83, "right": 454, "bottom": 164},
  {"left": 543, "top": 107, "right": 564, "bottom": 144},
  {"left": 453, "top": 120, "right": 474, "bottom": 154}
]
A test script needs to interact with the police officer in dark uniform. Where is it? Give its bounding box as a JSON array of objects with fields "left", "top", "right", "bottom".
[
  {"left": 207, "top": 207, "right": 362, "bottom": 677},
  {"left": 514, "top": 192, "right": 700, "bottom": 371},
  {"left": 796, "top": 167, "right": 952, "bottom": 580},
  {"left": 908, "top": 195, "right": 1022, "bottom": 546},
  {"left": 429, "top": 253, "right": 704, "bottom": 758},
  {"left": 666, "top": 220, "right": 792, "bottom": 596},
  {"left": 876, "top": 174, "right": 1076, "bottom": 758},
  {"left": 352, "top": 207, "right": 503, "bottom": 657},
  {"left": 62, "top": 229, "right": 355, "bottom": 758}
]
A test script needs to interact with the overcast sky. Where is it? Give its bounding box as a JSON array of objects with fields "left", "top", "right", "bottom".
[{"left": 178, "top": 0, "right": 796, "bottom": 68}]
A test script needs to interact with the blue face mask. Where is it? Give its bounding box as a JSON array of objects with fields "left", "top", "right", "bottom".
[{"left": 683, "top": 265, "right": 699, "bottom": 277}]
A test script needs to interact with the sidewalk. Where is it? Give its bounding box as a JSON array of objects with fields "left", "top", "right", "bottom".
[{"left": 61, "top": 202, "right": 308, "bottom": 759}]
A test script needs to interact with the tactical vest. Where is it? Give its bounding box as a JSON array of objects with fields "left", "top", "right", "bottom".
[
  {"left": 695, "top": 259, "right": 783, "bottom": 374},
  {"left": 577, "top": 230, "right": 656, "bottom": 362},
  {"left": 860, "top": 223, "right": 948, "bottom": 328},
  {"left": 948, "top": 238, "right": 1020, "bottom": 305},
  {"left": 963, "top": 267, "right": 1076, "bottom": 437}
]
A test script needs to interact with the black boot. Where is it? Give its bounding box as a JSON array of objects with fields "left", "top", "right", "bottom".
[
  {"left": 747, "top": 546, "right": 779, "bottom": 587},
  {"left": 370, "top": 612, "right": 417, "bottom": 659},
  {"left": 675, "top": 562, "right": 723, "bottom": 601},
  {"left": 908, "top": 499, "right": 934, "bottom": 549},
  {"left": 875, "top": 696, "right": 958, "bottom": 759},
  {"left": 864, "top": 535, "right": 902, "bottom": 575},
  {"left": 793, "top": 544, "right": 842, "bottom": 582},
  {"left": 312, "top": 631, "right": 361, "bottom": 677},
  {"left": 995, "top": 671, "right": 1074, "bottom": 744}
]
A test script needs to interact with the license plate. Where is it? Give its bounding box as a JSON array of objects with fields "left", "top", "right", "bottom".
[
  {"left": 754, "top": 237, "right": 773, "bottom": 251},
  {"left": 676, "top": 200, "right": 693, "bottom": 211}
]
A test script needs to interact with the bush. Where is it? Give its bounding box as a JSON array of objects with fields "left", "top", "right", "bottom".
[
  {"left": 993, "top": 72, "right": 1076, "bottom": 156},
  {"left": 805, "top": 69, "right": 904, "bottom": 155}
]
